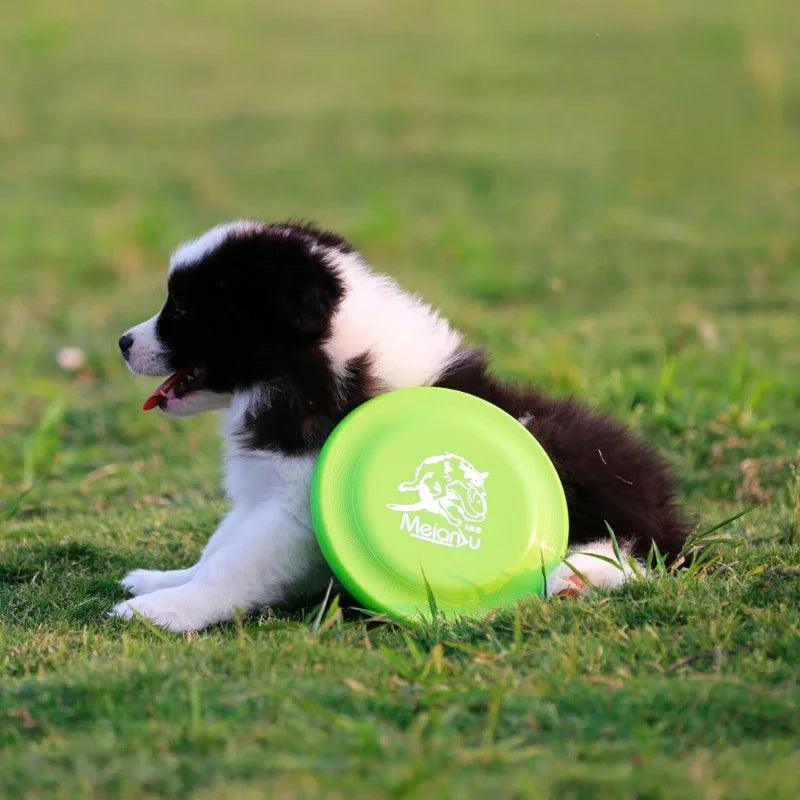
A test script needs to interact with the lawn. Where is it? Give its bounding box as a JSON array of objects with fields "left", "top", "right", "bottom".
[{"left": 1, "top": 1, "right": 800, "bottom": 797}]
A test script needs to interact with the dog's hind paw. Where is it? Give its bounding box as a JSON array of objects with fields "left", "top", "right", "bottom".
[
  {"left": 547, "top": 569, "right": 590, "bottom": 597},
  {"left": 546, "top": 538, "right": 642, "bottom": 597}
]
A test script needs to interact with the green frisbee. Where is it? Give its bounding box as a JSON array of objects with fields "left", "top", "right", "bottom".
[{"left": 311, "top": 387, "right": 568, "bottom": 620}]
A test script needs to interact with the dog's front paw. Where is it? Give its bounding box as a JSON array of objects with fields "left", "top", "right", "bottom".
[
  {"left": 121, "top": 567, "right": 196, "bottom": 596},
  {"left": 121, "top": 569, "right": 162, "bottom": 596},
  {"left": 109, "top": 587, "right": 210, "bottom": 633}
]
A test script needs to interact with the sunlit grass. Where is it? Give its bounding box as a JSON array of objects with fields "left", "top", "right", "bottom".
[{"left": 1, "top": 0, "right": 799, "bottom": 797}]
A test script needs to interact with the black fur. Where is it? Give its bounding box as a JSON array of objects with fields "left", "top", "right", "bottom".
[
  {"left": 242, "top": 351, "right": 381, "bottom": 454},
  {"left": 435, "top": 351, "right": 687, "bottom": 559},
  {"left": 147, "top": 221, "right": 688, "bottom": 560},
  {"left": 157, "top": 222, "right": 346, "bottom": 393}
]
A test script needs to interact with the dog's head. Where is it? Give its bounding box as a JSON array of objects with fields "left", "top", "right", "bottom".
[{"left": 119, "top": 221, "right": 347, "bottom": 416}]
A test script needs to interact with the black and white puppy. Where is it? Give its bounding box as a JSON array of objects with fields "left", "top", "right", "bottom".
[{"left": 113, "top": 221, "right": 687, "bottom": 631}]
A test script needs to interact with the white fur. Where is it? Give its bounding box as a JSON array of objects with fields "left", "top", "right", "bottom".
[
  {"left": 112, "top": 229, "right": 636, "bottom": 632},
  {"left": 111, "top": 396, "right": 329, "bottom": 632},
  {"left": 322, "top": 250, "right": 463, "bottom": 389},
  {"left": 121, "top": 311, "right": 231, "bottom": 416},
  {"left": 126, "top": 224, "right": 258, "bottom": 375},
  {"left": 546, "top": 539, "right": 642, "bottom": 597},
  {"left": 161, "top": 389, "right": 232, "bottom": 417},
  {"left": 123, "top": 315, "right": 169, "bottom": 376},
  {"left": 169, "top": 221, "right": 260, "bottom": 274}
]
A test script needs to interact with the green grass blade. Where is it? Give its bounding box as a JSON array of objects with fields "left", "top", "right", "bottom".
[
  {"left": 22, "top": 398, "right": 66, "bottom": 487},
  {"left": 420, "top": 566, "right": 439, "bottom": 619},
  {"left": 539, "top": 545, "right": 549, "bottom": 598},
  {"left": 561, "top": 559, "right": 597, "bottom": 592},
  {"left": 604, "top": 520, "right": 625, "bottom": 568},
  {"left": 574, "top": 551, "right": 625, "bottom": 572},
  {"left": 682, "top": 503, "right": 762, "bottom": 551},
  {"left": 310, "top": 578, "right": 334, "bottom": 636},
  {"left": 0, "top": 485, "right": 34, "bottom": 524}
]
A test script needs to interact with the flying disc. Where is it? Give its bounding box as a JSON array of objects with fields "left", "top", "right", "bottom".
[{"left": 311, "top": 387, "right": 568, "bottom": 620}]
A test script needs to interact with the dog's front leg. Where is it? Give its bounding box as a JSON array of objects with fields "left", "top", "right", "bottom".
[
  {"left": 120, "top": 506, "right": 249, "bottom": 596},
  {"left": 110, "top": 503, "right": 328, "bottom": 632}
]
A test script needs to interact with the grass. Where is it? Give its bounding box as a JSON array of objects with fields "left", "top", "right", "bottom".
[{"left": 1, "top": 0, "right": 800, "bottom": 797}]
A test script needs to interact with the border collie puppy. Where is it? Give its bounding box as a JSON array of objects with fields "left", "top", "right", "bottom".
[{"left": 113, "top": 221, "right": 687, "bottom": 632}]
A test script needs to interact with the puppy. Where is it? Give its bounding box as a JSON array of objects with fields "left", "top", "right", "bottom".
[{"left": 113, "top": 221, "right": 687, "bottom": 631}]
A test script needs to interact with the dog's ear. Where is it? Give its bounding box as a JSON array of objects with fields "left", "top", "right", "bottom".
[
  {"left": 262, "top": 235, "right": 343, "bottom": 340},
  {"left": 226, "top": 226, "right": 345, "bottom": 342},
  {"left": 288, "top": 271, "right": 342, "bottom": 338}
]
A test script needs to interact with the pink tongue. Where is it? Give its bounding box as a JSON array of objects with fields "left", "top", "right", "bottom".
[{"left": 143, "top": 368, "right": 191, "bottom": 411}]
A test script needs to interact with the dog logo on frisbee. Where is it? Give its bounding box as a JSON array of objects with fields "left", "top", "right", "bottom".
[{"left": 387, "top": 453, "right": 489, "bottom": 549}]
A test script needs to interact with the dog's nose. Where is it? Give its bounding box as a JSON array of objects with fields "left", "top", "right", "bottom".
[{"left": 118, "top": 333, "right": 134, "bottom": 358}]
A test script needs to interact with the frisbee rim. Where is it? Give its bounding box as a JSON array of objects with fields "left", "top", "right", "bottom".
[{"left": 311, "top": 387, "right": 569, "bottom": 620}]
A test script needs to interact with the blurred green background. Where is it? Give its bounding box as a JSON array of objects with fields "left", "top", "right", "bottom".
[
  {"left": 1, "top": 2, "right": 799, "bottom": 798},
  {"left": 2, "top": 2, "right": 798, "bottom": 498}
]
